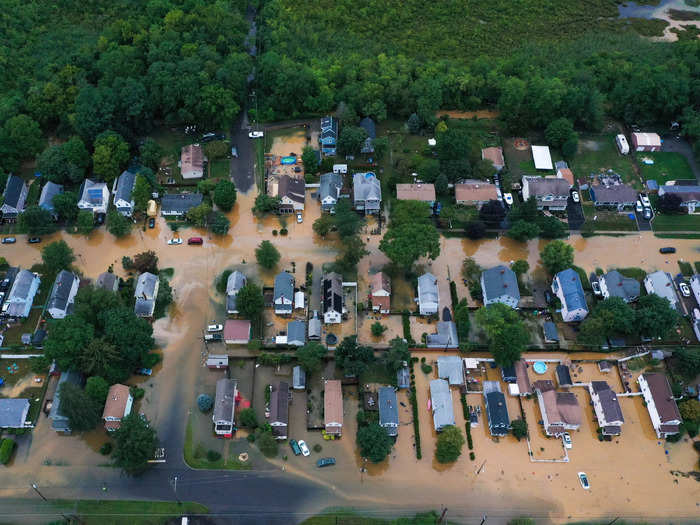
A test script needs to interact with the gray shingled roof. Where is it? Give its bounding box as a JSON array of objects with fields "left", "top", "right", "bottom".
[
  {"left": 353, "top": 173, "right": 381, "bottom": 203},
  {"left": 591, "top": 381, "right": 624, "bottom": 424},
  {"left": 436, "top": 355, "right": 463, "bottom": 383},
  {"left": 428, "top": 323, "right": 459, "bottom": 349},
  {"left": 287, "top": 321, "right": 306, "bottom": 346},
  {"left": 226, "top": 271, "right": 247, "bottom": 313},
  {"left": 213, "top": 379, "right": 237, "bottom": 424},
  {"left": 274, "top": 272, "right": 294, "bottom": 313},
  {"left": 293, "top": 366, "right": 306, "bottom": 389},
  {"left": 114, "top": 170, "right": 136, "bottom": 205},
  {"left": 481, "top": 265, "right": 520, "bottom": 303},
  {"left": 270, "top": 381, "right": 289, "bottom": 426},
  {"left": 161, "top": 193, "right": 203, "bottom": 214},
  {"left": 418, "top": 273, "right": 438, "bottom": 306},
  {"left": 601, "top": 270, "right": 640, "bottom": 301},
  {"left": 5, "top": 270, "right": 40, "bottom": 317},
  {"left": 543, "top": 321, "right": 559, "bottom": 342},
  {"left": 430, "top": 379, "right": 455, "bottom": 431},
  {"left": 322, "top": 272, "right": 343, "bottom": 316},
  {"left": 378, "top": 387, "right": 399, "bottom": 435},
  {"left": 554, "top": 269, "right": 588, "bottom": 313},
  {"left": 278, "top": 175, "right": 305, "bottom": 203},
  {"left": 96, "top": 272, "right": 118, "bottom": 291},
  {"left": 135, "top": 272, "right": 158, "bottom": 299},
  {"left": 319, "top": 173, "right": 343, "bottom": 203},
  {"left": 3, "top": 175, "right": 27, "bottom": 209},
  {"left": 50, "top": 371, "right": 83, "bottom": 431},
  {"left": 47, "top": 270, "right": 78, "bottom": 315},
  {"left": 39, "top": 181, "right": 63, "bottom": 213},
  {"left": 0, "top": 398, "right": 30, "bottom": 428},
  {"left": 590, "top": 184, "right": 638, "bottom": 204}
]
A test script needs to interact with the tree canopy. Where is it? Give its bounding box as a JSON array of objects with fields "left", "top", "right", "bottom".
[
  {"left": 435, "top": 425, "right": 465, "bottom": 463},
  {"left": 357, "top": 423, "right": 393, "bottom": 463},
  {"left": 476, "top": 303, "right": 529, "bottom": 367},
  {"left": 41, "top": 240, "right": 75, "bottom": 279},
  {"left": 236, "top": 282, "right": 265, "bottom": 320},
  {"left": 112, "top": 413, "right": 157, "bottom": 476},
  {"left": 213, "top": 180, "right": 237, "bottom": 212},
  {"left": 335, "top": 336, "right": 375, "bottom": 377},
  {"left": 540, "top": 240, "right": 574, "bottom": 276},
  {"left": 256, "top": 240, "right": 281, "bottom": 269},
  {"left": 58, "top": 382, "right": 101, "bottom": 432},
  {"left": 296, "top": 342, "right": 327, "bottom": 373}
]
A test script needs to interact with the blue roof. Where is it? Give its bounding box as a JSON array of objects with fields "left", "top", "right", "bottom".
[
  {"left": 554, "top": 269, "right": 588, "bottom": 313},
  {"left": 378, "top": 387, "right": 399, "bottom": 435},
  {"left": 646, "top": 180, "right": 659, "bottom": 190},
  {"left": 543, "top": 321, "right": 559, "bottom": 342}
]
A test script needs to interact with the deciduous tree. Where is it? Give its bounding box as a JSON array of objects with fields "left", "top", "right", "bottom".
[
  {"left": 255, "top": 240, "right": 280, "bottom": 269},
  {"left": 92, "top": 131, "right": 130, "bottom": 183},
  {"left": 380, "top": 222, "right": 440, "bottom": 269},
  {"left": 236, "top": 282, "right": 265, "bottom": 320},
  {"left": 107, "top": 210, "right": 132, "bottom": 238},
  {"left": 507, "top": 220, "right": 540, "bottom": 242},
  {"left": 133, "top": 251, "right": 158, "bottom": 274},
  {"left": 435, "top": 425, "right": 465, "bottom": 463},
  {"left": 58, "top": 382, "right": 101, "bottom": 432},
  {"left": 476, "top": 303, "right": 529, "bottom": 367},
  {"left": 112, "top": 413, "right": 157, "bottom": 476},
  {"left": 18, "top": 205, "right": 56, "bottom": 235},
  {"left": 357, "top": 422, "right": 392, "bottom": 463},
  {"left": 213, "top": 180, "right": 237, "bottom": 211},
  {"left": 41, "top": 240, "right": 75, "bottom": 279},
  {"left": 635, "top": 293, "right": 679, "bottom": 339},
  {"left": 540, "top": 240, "right": 574, "bottom": 276},
  {"left": 52, "top": 192, "right": 79, "bottom": 222},
  {"left": 85, "top": 376, "right": 110, "bottom": 405},
  {"left": 296, "top": 341, "right": 327, "bottom": 373}
]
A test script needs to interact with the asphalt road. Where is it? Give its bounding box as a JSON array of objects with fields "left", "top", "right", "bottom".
[{"left": 230, "top": 113, "right": 256, "bottom": 193}]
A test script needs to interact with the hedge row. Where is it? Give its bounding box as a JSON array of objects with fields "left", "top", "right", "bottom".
[
  {"left": 409, "top": 360, "right": 421, "bottom": 459},
  {"left": 449, "top": 281, "right": 459, "bottom": 311},
  {"left": 459, "top": 393, "right": 474, "bottom": 453},
  {"left": 0, "top": 438, "right": 16, "bottom": 465},
  {"left": 402, "top": 310, "right": 415, "bottom": 346}
]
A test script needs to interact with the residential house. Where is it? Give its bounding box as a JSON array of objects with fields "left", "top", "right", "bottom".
[
  {"left": 514, "top": 360, "right": 532, "bottom": 396},
  {"left": 430, "top": 379, "right": 455, "bottom": 432},
  {"left": 638, "top": 373, "right": 682, "bottom": 438},
  {"left": 369, "top": 272, "right": 391, "bottom": 313},
  {"left": 481, "top": 147, "right": 505, "bottom": 171},
  {"left": 643, "top": 271, "right": 679, "bottom": 311},
  {"left": 292, "top": 366, "right": 306, "bottom": 390},
  {"left": 308, "top": 311, "right": 321, "bottom": 340},
  {"left": 531, "top": 145, "right": 553, "bottom": 170},
  {"left": 95, "top": 271, "right": 119, "bottom": 292},
  {"left": 690, "top": 274, "right": 700, "bottom": 307},
  {"left": 454, "top": 180, "right": 499, "bottom": 208},
  {"left": 180, "top": 144, "right": 205, "bottom": 179},
  {"left": 556, "top": 365, "right": 573, "bottom": 388},
  {"left": 273, "top": 272, "right": 294, "bottom": 315},
  {"left": 658, "top": 185, "right": 700, "bottom": 213},
  {"left": 378, "top": 387, "right": 399, "bottom": 437},
  {"left": 270, "top": 381, "right": 289, "bottom": 439},
  {"left": 480, "top": 265, "right": 520, "bottom": 309},
  {"left": 589, "top": 381, "right": 624, "bottom": 435},
  {"left": 359, "top": 117, "right": 376, "bottom": 154},
  {"left": 534, "top": 381, "right": 582, "bottom": 436},
  {"left": 353, "top": 172, "right": 381, "bottom": 214},
  {"left": 417, "top": 272, "right": 439, "bottom": 316},
  {"left": 277, "top": 175, "right": 305, "bottom": 213},
  {"left": 47, "top": 270, "right": 80, "bottom": 319},
  {"left": 223, "top": 320, "right": 251, "bottom": 345},
  {"left": 0, "top": 399, "right": 30, "bottom": 429},
  {"left": 589, "top": 184, "right": 638, "bottom": 210},
  {"left": 396, "top": 183, "right": 436, "bottom": 206},
  {"left": 483, "top": 381, "right": 510, "bottom": 436},
  {"left": 134, "top": 272, "right": 159, "bottom": 318},
  {"left": 522, "top": 176, "right": 570, "bottom": 211},
  {"left": 322, "top": 272, "right": 344, "bottom": 324},
  {"left": 206, "top": 355, "right": 229, "bottom": 369},
  {"left": 1, "top": 174, "right": 28, "bottom": 221},
  {"left": 160, "top": 193, "right": 203, "bottom": 218},
  {"left": 427, "top": 322, "right": 459, "bottom": 349},
  {"left": 320, "top": 116, "right": 338, "bottom": 156},
  {"left": 112, "top": 170, "right": 137, "bottom": 216},
  {"left": 556, "top": 167, "right": 575, "bottom": 187},
  {"left": 631, "top": 132, "right": 662, "bottom": 152},
  {"left": 599, "top": 270, "right": 640, "bottom": 303},
  {"left": 2, "top": 269, "right": 41, "bottom": 318},
  {"left": 324, "top": 380, "right": 343, "bottom": 436},
  {"left": 213, "top": 378, "right": 238, "bottom": 436},
  {"left": 39, "top": 181, "right": 63, "bottom": 219},
  {"left": 318, "top": 172, "right": 343, "bottom": 212},
  {"left": 226, "top": 271, "right": 247, "bottom": 315},
  {"left": 294, "top": 290, "right": 305, "bottom": 311},
  {"left": 543, "top": 321, "right": 560, "bottom": 343},
  {"left": 49, "top": 371, "right": 83, "bottom": 433},
  {"left": 287, "top": 321, "right": 306, "bottom": 347},
  {"left": 77, "top": 179, "right": 110, "bottom": 214},
  {"left": 397, "top": 366, "right": 410, "bottom": 389},
  {"left": 436, "top": 356, "right": 463, "bottom": 385},
  {"left": 102, "top": 384, "right": 133, "bottom": 431},
  {"left": 552, "top": 269, "right": 589, "bottom": 322},
  {"left": 502, "top": 365, "right": 517, "bottom": 383}
]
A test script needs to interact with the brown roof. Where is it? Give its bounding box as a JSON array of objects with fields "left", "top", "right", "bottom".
[
  {"left": 370, "top": 272, "right": 391, "bottom": 295},
  {"left": 533, "top": 379, "right": 555, "bottom": 392},
  {"left": 643, "top": 373, "right": 681, "bottom": 423},
  {"left": 224, "top": 319, "right": 251, "bottom": 342},
  {"left": 102, "top": 384, "right": 130, "bottom": 422},
  {"left": 515, "top": 360, "right": 532, "bottom": 395},
  {"left": 556, "top": 168, "right": 574, "bottom": 186},
  {"left": 181, "top": 144, "right": 204, "bottom": 176},
  {"left": 270, "top": 381, "right": 289, "bottom": 425},
  {"left": 556, "top": 392, "right": 582, "bottom": 425},
  {"left": 455, "top": 180, "right": 499, "bottom": 203},
  {"left": 396, "top": 183, "right": 436, "bottom": 202},
  {"left": 324, "top": 379, "right": 343, "bottom": 427},
  {"left": 278, "top": 175, "right": 305, "bottom": 203},
  {"left": 481, "top": 147, "right": 505, "bottom": 169}
]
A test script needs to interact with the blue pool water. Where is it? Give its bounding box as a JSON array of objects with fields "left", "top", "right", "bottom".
[
  {"left": 281, "top": 156, "right": 297, "bottom": 165},
  {"left": 533, "top": 361, "right": 548, "bottom": 374}
]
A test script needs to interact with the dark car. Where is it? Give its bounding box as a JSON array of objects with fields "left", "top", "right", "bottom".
[
  {"left": 289, "top": 439, "right": 302, "bottom": 456},
  {"left": 659, "top": 247, "right": 676, "bottom": 254},
  {"left": 95, "top": 213, "right": 106, "bottom": 225},
  {"left": 317, "top": 457, "right": 336, "bottom": 468},
  {"left": 201, "top": 132, "right": 225, "bottom": 142},
  {"left": 27, "top": 237, "right": 41, "bottom": 244},
  {"left": 544, "top": 290, "right": 554, "bottom": 305},
  {"left": 148, "top": 217, "right": 155, "bottom": 229},
  {"left": 1, "top": 237, "right": 16, "bottom": 244},
  {"left": 643, "top": 208, "right": 652, "bottom": 220}
]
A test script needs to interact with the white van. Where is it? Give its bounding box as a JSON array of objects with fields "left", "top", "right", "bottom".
[{"left": 616, "top": 134, "right": 630, "bottom": 155}]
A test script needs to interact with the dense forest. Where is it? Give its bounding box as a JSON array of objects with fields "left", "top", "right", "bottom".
[{"left": 0, "top": 0, "right": 251, "bottom": 174}]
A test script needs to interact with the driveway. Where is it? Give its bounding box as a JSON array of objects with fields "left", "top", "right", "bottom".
[
  {"left": 674, "top": 274, "right": 698, "bottom": 317},
  {"left": 661, "top": 135, "right": 700, "bottom": 182},
  {"left": 229, "top": 113, "right": 256, "bottom": 193},
  {"left": 566, "top": 195, "right": 585, "bottom": 230},
  {"left": 635, "top": 207, "right": 653, "bottom": 231}
]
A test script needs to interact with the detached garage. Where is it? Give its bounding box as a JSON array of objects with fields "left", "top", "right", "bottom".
[{"left": 631, "top": 132, "right": 661, "bottom": 152}]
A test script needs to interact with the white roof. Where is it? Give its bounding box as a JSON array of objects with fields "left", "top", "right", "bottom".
[
  {"left": 294, "top": 291, "right": 305, "bottom": 309},
  {"left": 428, "top": 138, "right": 436, "bottom": 146},
  {"left": 508, "top": 383, "right": 520, "bottom": 396},
  {"left": 531, "top": 145, "right": 553, "bottom": 170},
  {"left": 633, "top": 132, "right": 661, "bottom": 147},
  {"left": 463, "top": 358, "right": 479, "bottom": 369}
]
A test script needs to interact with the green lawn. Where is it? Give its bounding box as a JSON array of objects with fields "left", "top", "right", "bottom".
[
  {"left": 636, "top": 151, "right": 694, "bottom": 185},
  {"left": 582, "top": 204, "right": 638, "bottom": 231},
  {"left": 0, "top": 358, "right": 33, "bottom": 386},
  {"left": 301, "top": 510, "right": 444, "bottom": 525},
  {"left": 183, "top": 418, "right": 251, "bottom": 470},
  {"left": 209, "top": 159, "right": 230, "bottom": 179},
  {"left": 50, "top": 500, "right": 208, "bottom": 525},
  {"left": 651, "top": 213, "right": 700, "bottom": 231},
  {"left": 569, "top": 134, "right": 639, "bottom": 188}
]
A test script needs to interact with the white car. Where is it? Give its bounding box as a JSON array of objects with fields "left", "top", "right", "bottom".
[
  {"left": 298, "top": 440, "right": 310, "bottom": 457},
  {"left": 640, "top": 193, "right": 651, "bottom": 207},
  {"left": 591, "top": 281, "right": 601, "bottom": 296},
  {"left": 248, "top": 131, "right": 264, "bottom": 138},
  {"left": 503, "top": 193, "right": 514, "bottom": 206},
  {"left": 167, "top": 238, "right": 183, "bottom": 245},
  {"left": 693, "top": 308, "right": 700, "bottom": 320},
  {"left": 680, "top": 282, "right": 691, "bottom": 297},
  {"left": 207, "top": 324, "right": 223, "bottom": 333},
  {"left": 578, "top": 472, "right": 590, "bottom": 490},
  {"left": 296, "top": 213, "right": 303, "bottom": 224},
  {"left": 635, "top": 201, "right": 643, "bottom": 213},
  {"left": 571, "top": 191, "right": 580, "bottom": 203},
  {"left": 562, "top": 432, "right": 572, "bottom": 449}
]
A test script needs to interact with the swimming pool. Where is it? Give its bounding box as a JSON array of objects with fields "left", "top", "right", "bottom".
[
  {"left": 281, "top": 156, "right": 297, "bottom": 165},
  {"left": 533, "top": 361, "right": 548, "bottom": 374}
]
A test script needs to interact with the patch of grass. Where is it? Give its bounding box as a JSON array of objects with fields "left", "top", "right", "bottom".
[
  {"left": 636, "top": 152, "right": 694, "bottom": 185},
  {"left": 359, "top": 363, "right": 395, "bottom": 385},
  {"left": 50, "top": 500, "right": 208, "bottom": 525},
  {"left": 624, "top": 18, "right": 668, "bottom": 37},
  {"left": 300, "top": 510, "right": 441, "bottom": 525},
  {"left": 678, "top": 261, "right": 693, "bottom": 276},
  {"left": 582, "top": 204, "right": 638, "bottom": 231},
  {"left": 0, "top": 359, "right": 33, "bottom": 386},
  {"left": 655, "top": 233, "right": 700, "bottom": 240},
  {"left": 615, "top": 267, "right": 647, "bottom": 281},
  {"left": 209, "top": 159, "right": 229, "bottom": 179},
  {"left": 652, "top": 213, "right": 700, "bottom": 232},
  {"left": 570, "top": 134, "right": 639, "bottom": 187},
  {"left": 183, "top": 417, "right": 251, "bottom": 470}
]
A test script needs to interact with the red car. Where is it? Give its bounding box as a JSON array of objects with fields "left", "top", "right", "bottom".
[{"left": 188, "top": 237, "right": 203, "bottom": 245}]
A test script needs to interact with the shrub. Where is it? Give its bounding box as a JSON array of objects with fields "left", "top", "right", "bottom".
[
  {"left": 402, "top": 311, "right": 415, "bottom": 345},
  {"left": 217, "top": 269, "right": 232, "bottom": 294},
  {"left": 435, "top": 426, "right": 465, "bottom": 463},
  {"left": 239, "top": 407, "right": 258, "bottom": 428},
  {"left": 272, "top": 229, "right": 278, "bottom": 236},
  {"left": 206, "top": 450, "right": 222, "bottom": 462},
  {"left": 279, "top": 228, "right": 288, "bottom": 236},
  {"left": 371, "top": 322, "right": 387, "bottom": 337},
  {"left": 421, "top": 363, "right": 432, "bottom": 374},
  {"left": 678, "top": 261, "right": 693, "bottom": 276},
  {"left": 313, "top": 443, "right": 322, "bottom": 453},
  {"left": 257, "top": 431, "right": 279, "bottom": 457},
  {"left": 469, "top": 452, "right": 475, "bottom": 461},
  {"left": 197, "top": 394, "right": 214, "bottom": 412},
  {"left": 246, "top": 433, "right": 256, "bottom": 443},
  {"left": 130, "top": 386, "right": 145, "bottom": 400},
  {"left": 0, "top": 438, "right": 16, "bottom": 464},
  {"left": 449, "top": 281, "right": 458, "bottom": 310},
  {"left": 100, "top": 442, "right": 113, "bottom": 455}
]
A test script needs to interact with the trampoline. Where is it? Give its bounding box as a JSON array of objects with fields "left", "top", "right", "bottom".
[
  {"left": 326, "top": 333, "right": 338, "bottom": 346},
  {"left": 533, "top": 361, "right": 548, "bottom": 374},
  {"left": 281, "top": 156, "right": 297, "bottom": 165}
]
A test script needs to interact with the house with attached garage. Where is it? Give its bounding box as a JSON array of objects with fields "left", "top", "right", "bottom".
[
  {"left": 273, "top": 272, "right": 294, "bottom": 316},
  {"left": 134, "top": 272, "right": 159, "bottom": 318},
  {"left": 270, "top": 381, "right": 290, "bottom": 440},
  {"left": 0, "top": 399, "right": 30, "bottom": 429},
  {"left": 102, "top": 383, "right": 133, "bottom": 431},
  {"left": 160, "top": 193, "right": 203, "bottom": 218},
  {"left": 378, "top": 387, "right": 399, "bottom": 437},
  {"left": 2, "top": 269, "right": 41, "bottom": 318},
  {"left": 47, "top": 270, "right": 80, "bottom": 319},
  {"left": 95, "top": 271, "right": 118, "bottom": 292},
  {"left": 454, "top": 180, "right": 499, "bottom": 208},
  {"left": 359, "top": 117, "right": 376, "bottom": 154},
  {"left": 180, "top": 144, "right": 205, "bottom": 179},
  {"left": 522, "top": 176, "right": 570, "bottom": 211},
  {"left": 552, "top": 268, "right": 588, "bottom": 322},
  {"left": 112, "top": 170, "right": 137, "bottom": 216},
  {"left": 322, "top": 272, "right": 344, "bottom": 324},
  {"left": 213, "top": 378, "right": 237, "bottom": 437},
  {"left": 643, "top": 271, "right": 679, "bottom": 311},
  {"left": 39, "top": 181, "right": 63, "bottom": 220},
  {"left": 589, "top": 381, "right": 624, "bottom": 435},
  {"left": 658, "top": 185, "right": 700, "bottom": 213},
  {"left": 436, "top": 355, "right": 463, "bottom": 385},
  {"left": 369, "top": 272, "right": 391, "bottom": 313},
  {"left": 480, "top": 265, "right": 520, "bottom": 309},
  {"left": 637, "top": 373, "right": 682, "bottom": 438},
  {"left": 226, "top": 271, "right": 247, "bottom": 315},
  {"left": 353, "top": 172, "right": 381, "bottom": 214},
  {"left": 534, "top": 380, "right": 582, "bottom": 436},
  {"left": 318, "top": 172, "right": 344, "bottom": 212},
  {"left": 599, "top": 270, "right": 640, "bottom": 303},
  {"left": 427, "top": 322, "right": 459, "bottom": 349},
  {"left": 1, "top": 174, "right": 28, "bottom": 222},
  {"left": 396, "top": 183, "right": 436, "bottom": 206},
  {"left": 589, "top": 184, "right": 638, "bottom": 210},
  {"left": 320, "top": 116, "right": 338, "bottom": 156},
  {"left": 417, "top": 272, "right": 439, "bottom": 316},
  {"left": 77, "top": 179, "right": 110, "bottom": 214},
  {"left": 277, "top": 175, "right": 305, "bottom": 213}
]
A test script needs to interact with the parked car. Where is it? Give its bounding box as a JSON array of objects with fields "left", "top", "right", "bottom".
[
  {"left": 289, "top": 439, "right": 302, "bottom": 456},
  {"left": 635, "top": 201, "right": 643, "bottom": 213},
  {"left": 317, "top": 457, "right": 336, "bottom": 468},
  {"left": 27, "top": 237, "right": 41, "bottom": 244},
  {"left": 204, "top": 333, "right": 222, "bottom": 342},
  {"left": 148, "top": 217, "right": 155, "bottom": 228},
  {"left": 643, "top": 208, "right": 652, "bottom": 220},
  {"left": 248, "top": 131, "right": 264, "bottom": 138},
  {"left": 571, "top": 191, "right": 580, "bottom": 203},
  {"left": 294, "top": 166, "right": 302, "bottom": 173},
  {"left": 544, "top": 290, "right": 553, "bottom": 305},
  {"left": 591, "top": 281, "right": 601, "bottom": 296},
  {"left": 168, "top": 238, "right": 183, "bottom": 245},
  {"left": 188, "top": 237, "right": 203, "bottom": 245},
  {"left": 578, "top": 472, "right": 590, "bottom": 490},
  {"left": 296, "top": 213, "right": 303, "bottom": 224},
  {"left": 503, "top": 193, "right": 514, "bottom": 206},
  {"left": 680, "top": 282, "right": 691, "bottom": 297},
  {"left": 136, "top": 368, "right": 153, "bottom": 376},
  {"left": 640, "top": 193, "right": 651, "bottom": 207},
  {"left": 202, "top": 132, "right": 225, "bottom": 142},
  {"left": 298, "top": 440, "right": 310, "bottom": 457},
  {"left": 693, "top": 308, "right": 700, "bottom": 320},
  {"left": 1, "top": 237, "right": 16, "bottom": 244},
  {"left": 562, "top": 433, "right": 573, "bottom": 449},
  {"left": 207, "top": 324, "right": 223, "bottom": 332},
  {"left": 95, "top": 212, "right": 106, "bottom": 225},
  {"left": 659, "top": 247, "right": 676, "bottom": 254},
  {"left": 231, "top": 146, "right": 238, "bottom": 158}
]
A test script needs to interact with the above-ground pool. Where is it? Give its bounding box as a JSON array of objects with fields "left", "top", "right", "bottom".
[
  {"left": 533, "top": 361, "right": 548, "bottom": 374},
  {"left": 281, "top": 156, "right": 297, "bottom": 165}
]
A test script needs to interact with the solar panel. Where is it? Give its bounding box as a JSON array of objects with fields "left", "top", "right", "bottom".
[{"left": 87, "top": 188, "right": 103, "bottom": 204}]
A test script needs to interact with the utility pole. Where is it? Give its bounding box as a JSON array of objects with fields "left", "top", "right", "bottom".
[
  {"left": 479, "top": 515, "right": 487, "bottom": 525},
  {"left": 31, "top": 483, "right": 78, "bottom": 523},
  {"left": 436, "top": 506, "right": 448, "bottom": 524},
  {"left": 31, "top": 483, "right": 47, "bottom": 501},
  {"left": 170, "top": 475, "right": 181, "bottom": 505},
  {"left": 607, "top": 518, "right": 620, "bottom": 525}
]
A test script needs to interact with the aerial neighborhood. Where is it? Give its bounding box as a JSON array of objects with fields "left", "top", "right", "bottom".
[{"left": 0, "top": 1, "right": 699, "bottom": 522}]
